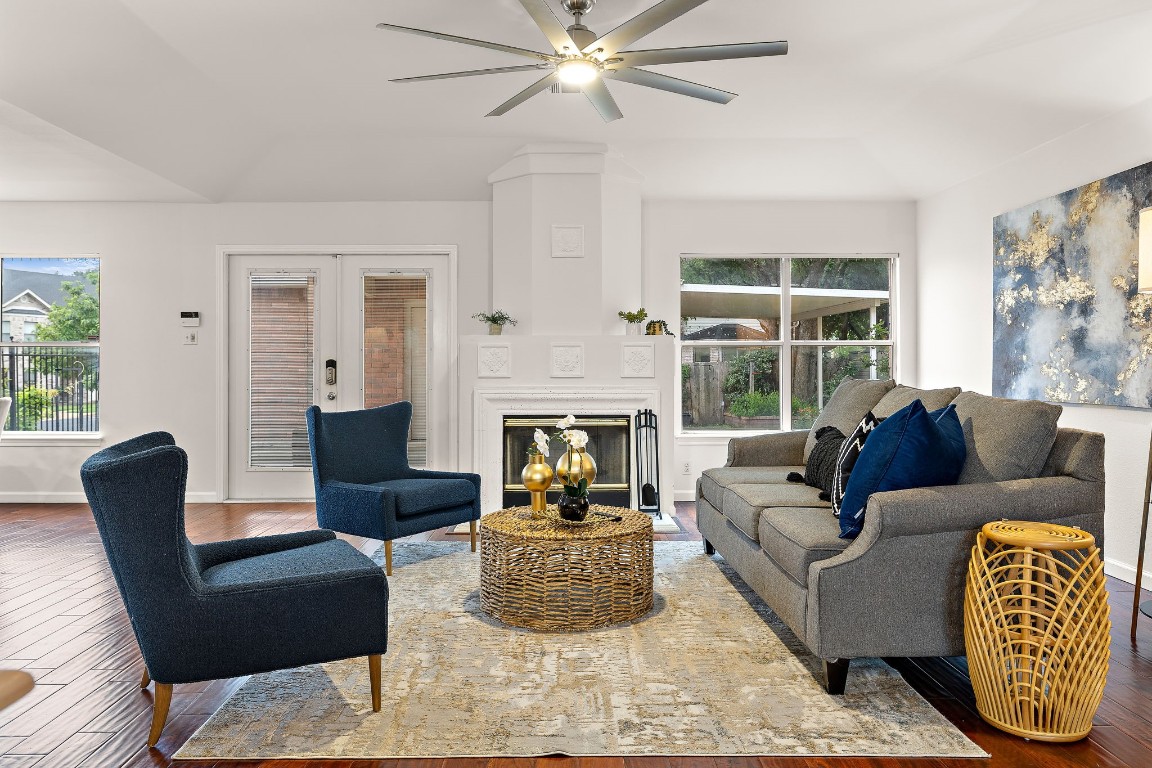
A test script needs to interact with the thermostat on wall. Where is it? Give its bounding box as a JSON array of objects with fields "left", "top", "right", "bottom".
[{"left": 181, "top": 311, "right": 201, "bottom": 327}]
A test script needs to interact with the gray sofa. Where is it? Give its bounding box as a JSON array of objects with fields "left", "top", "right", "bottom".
[{"left": 696, "top": 382, "right": 1105, "bottom": 693}]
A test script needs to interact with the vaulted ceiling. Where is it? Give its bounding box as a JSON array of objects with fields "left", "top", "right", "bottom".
[{"left": 2, "top": 0, "right": 1150, "bottom": 202}]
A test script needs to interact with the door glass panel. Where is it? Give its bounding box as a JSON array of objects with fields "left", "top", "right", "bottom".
[
  {"left": 249, "top": 274, "right": 315, "bottom": 468},
  {"left": 363, "top": 275, "right": 428, "bottom": 467}
]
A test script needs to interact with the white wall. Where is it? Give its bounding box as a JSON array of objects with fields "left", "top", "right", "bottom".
[
  {"left": 641, "top": 200, "right": 919, "bottom": 499},
  {"left": 0, "top": 201, "right": 490, "bottom": 501},
  {"left": 918, "top": 95, "right": 1152, "bottom": 584}
]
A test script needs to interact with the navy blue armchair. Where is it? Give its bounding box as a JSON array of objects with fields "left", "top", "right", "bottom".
[
  {"left": 306, "top": 401, "right": 481, "bottom": 575},
  {"left": 80, "top": 432, "right": 389, "bottom": 747}
]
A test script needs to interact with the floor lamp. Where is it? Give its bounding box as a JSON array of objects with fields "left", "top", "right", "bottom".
[{"left": 1133, "top": 206, "right": 1152, "bottom": 642}]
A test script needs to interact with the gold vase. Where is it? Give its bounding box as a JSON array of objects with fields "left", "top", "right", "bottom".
[
  {"left": 555, "top": 448, "right": 597, "bottom": 488},
  {"left": 521, "top": 452, "right": 554, "bottom": 513}
]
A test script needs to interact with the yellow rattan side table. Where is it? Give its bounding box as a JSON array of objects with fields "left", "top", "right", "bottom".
[
  {"left": 479, "top": 505, "right": 654, "bottom": 631},
  {"left": 963, "top": 520, "right": 1110, "bottom": 742}
]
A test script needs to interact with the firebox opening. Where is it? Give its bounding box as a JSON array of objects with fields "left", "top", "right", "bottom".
[{"left": 502, "top": 415, "right": 631, "bottom": 509}]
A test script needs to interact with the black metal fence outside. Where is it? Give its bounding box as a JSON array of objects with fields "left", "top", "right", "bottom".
[{"left": 1, "top": 344, "right": 100, "bottom": 432}]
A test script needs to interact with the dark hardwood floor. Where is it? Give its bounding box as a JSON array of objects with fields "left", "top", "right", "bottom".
[{"left": 1, "top": 500, "right": 1150, "bottom": 768}]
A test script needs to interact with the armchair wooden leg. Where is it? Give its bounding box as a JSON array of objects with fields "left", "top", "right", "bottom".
[
  {"left": 147, "top": 682, "right": 172, "bottom": 747},
  {"left": 470, "top": 520, "right": 477, "bottom": 552},
  {"left": 384, "top": 540, "right": 392, "bottom": 576},
  {"left": 140, "top": 669, "right": 150, "bottom": 689},
  {"left": 823, "top": 658, "right": 850, "bottom": 695},
  {"left": 368, "top": 654, "right": 382, "bottom": 712}
]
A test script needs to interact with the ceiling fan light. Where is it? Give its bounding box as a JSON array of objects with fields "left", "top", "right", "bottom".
[{"left": 557, "top": 58, "right": 599, "bottom": 85}]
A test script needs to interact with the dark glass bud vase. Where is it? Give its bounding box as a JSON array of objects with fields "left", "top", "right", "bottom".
[{"left": 557, "top": 494, "right": 590, "bottom": 522}]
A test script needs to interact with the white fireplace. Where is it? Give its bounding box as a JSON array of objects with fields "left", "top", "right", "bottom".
[
  {"left": 456, "top": 144, "right": 676, "bottom": 518},
  {"left": 472, "top": 386, "right": 661, "bottom": 513}
]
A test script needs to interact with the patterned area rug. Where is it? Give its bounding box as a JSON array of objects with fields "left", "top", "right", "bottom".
[{"left": 175, "top": 542, "right": 987, "bottom": 760}]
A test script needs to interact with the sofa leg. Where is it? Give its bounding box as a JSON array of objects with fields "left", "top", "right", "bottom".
[
  {"left": 704, "top": 538, "right": 715, "bottom": 556},
  {"left": 140, "top": 669, "right": 150, "bottom": 689},
  {"left": 384, "top": 541, "right": 393, "bottom": 576},
  {"left": 823, "top": 658, "right": 850, "bottom": 695},
  {"left": 470, "top": 520, "right": 477, "bottom": 552}
]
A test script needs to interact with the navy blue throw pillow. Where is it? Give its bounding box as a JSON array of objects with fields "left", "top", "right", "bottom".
[
  {"left": 831, "top": 411, "right": 882, "bottom": 518},
  {"left": 838, "top": 400, "right": 966, "bottom": 539}
]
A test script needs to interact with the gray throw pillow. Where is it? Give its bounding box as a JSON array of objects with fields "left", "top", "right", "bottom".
[
  {"left": 873, "top": 385, "right": 961, "bottom": 419},
  {"left": 804, "top": 378, "right": 895, "bottom": 460},
  {"left": 951, "top": 391, "right": 1062, "bottom": 484}
]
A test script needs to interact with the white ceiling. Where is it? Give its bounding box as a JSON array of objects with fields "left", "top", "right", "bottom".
[{"left": 1, "top": 0, "right": 1150, "bottom": 202}]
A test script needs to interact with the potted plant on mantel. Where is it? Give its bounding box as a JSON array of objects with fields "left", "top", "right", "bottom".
[
  {"left": 618, "top": 308, "right": 648, "bottom": 335},
  {"left": 472, "top": 310, "right": 518, "bottom": 335}
]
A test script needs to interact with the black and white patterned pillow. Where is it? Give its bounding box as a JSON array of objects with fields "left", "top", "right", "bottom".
[{"left": 831, "top": 411, "right": 882, "bottom": 518}]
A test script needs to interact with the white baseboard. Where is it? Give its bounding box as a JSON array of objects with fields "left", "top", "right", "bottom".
[
  {"left": 674, "top": 490, "right": 696, "bottom": 502},
  {"left": 0, "top": 491, "right": 219, "bottom": 504},
  {"left": 1104, "top": 556, "right": 1149, "bottom": 588}
]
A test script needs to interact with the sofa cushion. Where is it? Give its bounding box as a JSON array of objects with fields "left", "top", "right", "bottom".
[
  {"left": 723, "top": 483, "right": 831, "bottom": 542},
  {"left": 804, "top": 378, "right": 895, "bottom": 460},
  {"left": 372, "top": 478, "right": 478, "bottom": 517},
  {"left": 758, "top": 507, "right": 851, "bottom": 585},
  {"left": 838, "top": 401, "right": 967, "bottom": 539},
  {"left": 831, "top": 411, "right": 882, "bottom": 518},
  {"left": 700, "top": 466, "right": 805, "bottom": 510},
  {"left": 803, "top": 426, "right": 847, "bottom": 496},
  {"left": 952, "top": 392, "right": 1062, "bottom": 484},
  {"left": 873, "top": 385, "right": 962, "bottom": 419}
]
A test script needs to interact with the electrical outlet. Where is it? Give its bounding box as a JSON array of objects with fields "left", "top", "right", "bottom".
[
  {"left": 183, "top": 331, "right": 198, "bottom": 345},
  {"left": 681, "top": 462, "right": 691, "bottom": 475}
]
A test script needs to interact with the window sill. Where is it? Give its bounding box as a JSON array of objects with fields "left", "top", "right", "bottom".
[{"left": 0, "top": 432, "right": 104, "bottom": 447}]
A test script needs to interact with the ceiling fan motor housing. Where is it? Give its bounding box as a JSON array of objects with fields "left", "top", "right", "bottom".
[{"left": 561, "top": 0, "right": 597, "bottom": 16}]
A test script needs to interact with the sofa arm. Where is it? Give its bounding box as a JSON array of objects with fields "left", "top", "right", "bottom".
[
  {"left": 866, "top": 477, "right": 1104, "bottom": 541},
  {"left": 804, "top": 476, "right": 1105, "bottom": 660},
  {"left": 726, "top": 430, "right": 808, "bottom": 467}
]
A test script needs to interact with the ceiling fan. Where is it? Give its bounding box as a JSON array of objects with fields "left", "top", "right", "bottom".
[{"left": 377, "top": 0, "right": 788, "bottom": 122}]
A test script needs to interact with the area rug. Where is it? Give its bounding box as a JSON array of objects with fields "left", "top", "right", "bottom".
[{"left": 175, "top": 542, "right": 987, "bottom": 760}]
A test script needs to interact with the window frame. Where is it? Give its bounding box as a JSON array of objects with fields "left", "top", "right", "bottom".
[
  {"left": 678, "top": 253, "right": 897, "bottom": 436},
  {"left": 0, "top": 254, "right": 102, "bottom": 442}
]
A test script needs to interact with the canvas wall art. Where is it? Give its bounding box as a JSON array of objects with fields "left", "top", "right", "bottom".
[{"left": 992, "top": 161, "right": 1152, "bottom": 407}]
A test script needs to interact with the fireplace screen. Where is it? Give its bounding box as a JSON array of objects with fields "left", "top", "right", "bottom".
[{"left": 502, "top": 415, "right": 630, "bottom": 508}]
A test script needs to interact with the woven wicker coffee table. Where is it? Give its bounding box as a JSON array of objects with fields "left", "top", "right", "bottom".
[{"left": 479, "top": 505, "right": 654, "bottom": 631}]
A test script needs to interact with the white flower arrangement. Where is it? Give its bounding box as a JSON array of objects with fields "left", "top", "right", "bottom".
[
  {"left": 556, "top": 414, "right": 577, "bottom": 429},
  {"left": 532, "top": 428, "right": 550, "bottom": 458},
  {"left": 561, "top": 429, "right": 589, "bottom": 450}
]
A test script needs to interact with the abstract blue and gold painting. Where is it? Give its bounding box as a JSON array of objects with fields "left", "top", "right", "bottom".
[{"left": 993, "top": 161, "right": 1152, "bottom": 406}]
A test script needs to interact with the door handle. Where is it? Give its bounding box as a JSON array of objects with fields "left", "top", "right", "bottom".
[{"left": 327, "top": 392, "right": 337, "bottom": 401}]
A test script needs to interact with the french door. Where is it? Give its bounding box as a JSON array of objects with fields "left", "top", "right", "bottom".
[{"left": 226, "top": 253, "right": 444, "bottom": 500}]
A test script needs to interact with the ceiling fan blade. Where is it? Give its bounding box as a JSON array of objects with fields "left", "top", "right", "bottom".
[
  {"left": 603, "top": 67, "right": 735, "bottom": 104},
  {"left": 583, "top": 0, "right": 711, "bottom": 57},
  {"left": 583, "top": 78, "right": 624, "bottom": 123},
  {"left": 487, "top": 73, "right": 560, "bottom": 116},
  {"left": 615, "top": 41, "right": 788, "bottom": 67},
  {"left": 377, "top": 23, "right": 556, "bottom": 62},
  {"left": 516, "top": 0, "right": 578, "bottom": 54},
  {"left": 392, "top": 64, "right": 551, "bottom": 83}
]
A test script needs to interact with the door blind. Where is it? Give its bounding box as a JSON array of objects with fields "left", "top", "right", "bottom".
[
  {"left": 249, "top": 274, "right": 315, "bottom": 468},
  {"left": 363, "top": 274, "right": 428, "bottom": 467}
]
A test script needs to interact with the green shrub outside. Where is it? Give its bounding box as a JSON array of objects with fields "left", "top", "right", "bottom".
[{"left": 16, "top": 386, "right": 56, "bottom": 430}]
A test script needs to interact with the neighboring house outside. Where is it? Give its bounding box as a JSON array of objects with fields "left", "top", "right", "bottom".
[{"left": 1, "top": 268, "right": 97, "bottom": 342}]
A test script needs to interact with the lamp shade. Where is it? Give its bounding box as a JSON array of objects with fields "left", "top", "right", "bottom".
[{"left": 1140, "top": 207, "right": 1152, "bottom": 293}]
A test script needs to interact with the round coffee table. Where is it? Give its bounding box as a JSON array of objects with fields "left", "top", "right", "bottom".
[{"left": 479, "top": 505, "right": 654, "bottom": 631}]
